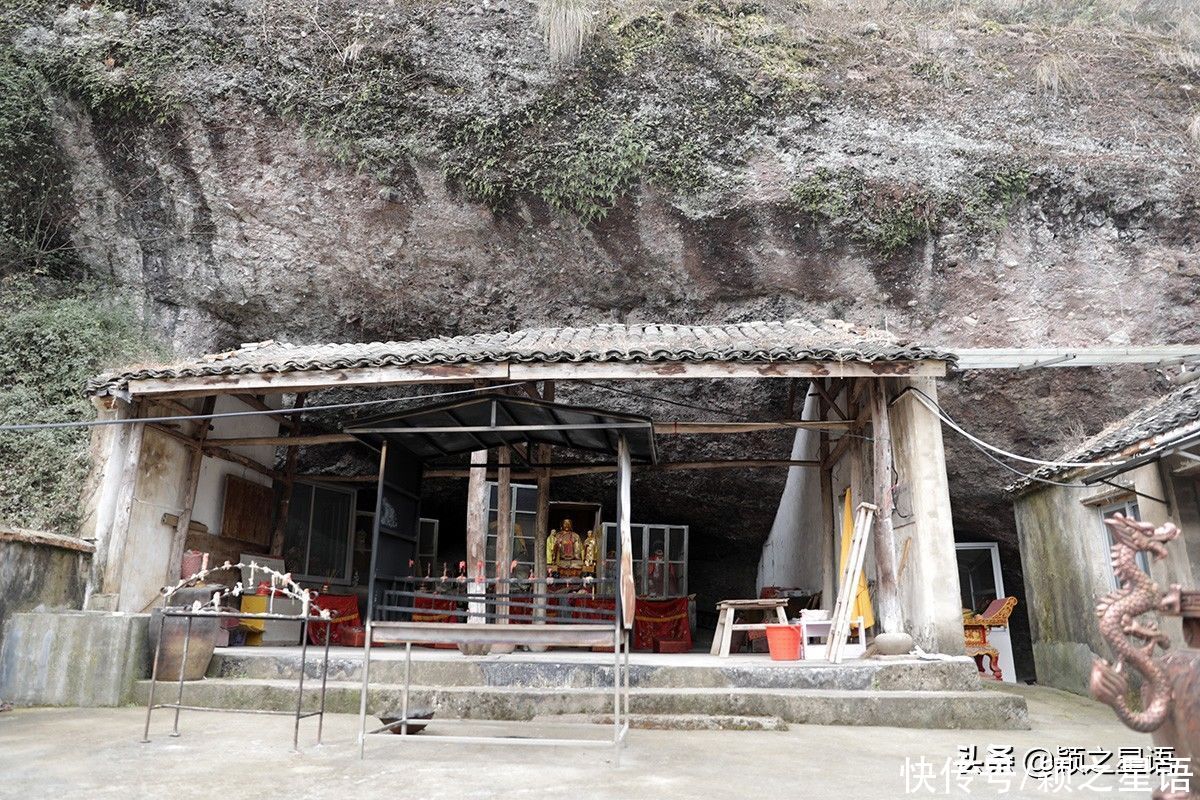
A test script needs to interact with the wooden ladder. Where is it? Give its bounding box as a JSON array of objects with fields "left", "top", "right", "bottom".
[{"left": 826, "top": 502, "right": 877, "bottom": 664}]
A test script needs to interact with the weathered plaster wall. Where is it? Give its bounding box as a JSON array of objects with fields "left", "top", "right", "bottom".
[
  {"left": 756, "top": 390, "right": 826, "bottom": 596},
  {"left": 117, "top": 423, "right": 192, "bottom": 612},
  {"left": 190, "top": 395, "right": 279, "bottom": 536},
  {"left": 0, "top": 528, "right": 92, "bottom": 659},
  {"left": 81, "top": 395, "right": 282, "bottom": 613},
  {"left": 1013, "top": 462, "right": 1197, "bottom": 695}
]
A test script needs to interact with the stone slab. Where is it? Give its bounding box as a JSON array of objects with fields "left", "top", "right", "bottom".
[{"left": 208, "top": 646, "right": 984, "bottom": 691}]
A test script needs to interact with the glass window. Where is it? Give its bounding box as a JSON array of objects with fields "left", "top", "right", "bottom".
[
  {"left": 1100, "top": 499, "right": 1149, "bottom": 586},
  {"left": 484, "top": 482, "right": 539, "bottom": 580},
  {"left": 283, "top": 483, "right": 354, "bottom": 583},
  {"left": 602, "top": 522, "right": 688, "bottom": 598}
]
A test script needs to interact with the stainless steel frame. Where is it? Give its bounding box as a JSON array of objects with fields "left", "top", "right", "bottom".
[
  {"left": 356, "top": 619, "right": 630, "bottom": 763},
  {"left": 141, "top": 608, "right": 332, "bottom": 752}
]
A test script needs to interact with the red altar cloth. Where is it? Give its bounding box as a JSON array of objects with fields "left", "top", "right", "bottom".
[
  {"left": 566, "top": 595, "right": 692, "bottom": 651},
  {"left": 308, "top": 594, "right": 360, "bottom": 645},
  {"left": 411, "top": 594, "right": 458, "bottom": 623},
  {"left": 633, "top": 597, "right": 691, "bottom": 651},
  {"left": 569, "top": 595, "right": 614, "bottom": 622}
]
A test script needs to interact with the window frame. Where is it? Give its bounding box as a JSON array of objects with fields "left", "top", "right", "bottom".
[
  {"left": 1099, "top": 498, "right": 1149, "bottom": 587},
  {"left": 954, "top": 542, "right": 1005, "bottom": 612},
  {"left": 286, "top": 481, "right": 356, "bottom": 585}
]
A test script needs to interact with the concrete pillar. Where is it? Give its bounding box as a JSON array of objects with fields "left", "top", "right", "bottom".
[
  {"left": 79, "top": 398, "right": 141, "bottom": 610},
  {"left": 887, "top": 378, "right": 965, "bottom": 655}
]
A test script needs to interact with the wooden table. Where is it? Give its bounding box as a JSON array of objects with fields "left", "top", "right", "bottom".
[{"left": 710, "top": 598, "right": 790, "bottom": 657}]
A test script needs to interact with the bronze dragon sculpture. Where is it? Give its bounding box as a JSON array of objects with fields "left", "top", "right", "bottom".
[{"left": 1090, "top": 513, "right": 1200, "bottom": 800}]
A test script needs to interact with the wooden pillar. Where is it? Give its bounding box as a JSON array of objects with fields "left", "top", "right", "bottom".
[
  {"left": 166, "top": 395, "right": 216, "bottom": 585},
  {"left": 616, "top": 436, "right": 635, "bottom": 630},
  {"left": 465, "top": 449, "right": 489, "bottom": 625},
  {"left": 495, "top": 447, "right": 513, "bottom": 625},
  {"left": 270, "top": 393, "right": 306, "bottom": 557},
  {"left": 870, "top": 379, "right": 903, "bottom": 635},
  {"left": 100, "top": 400, "right": 147, "bottom": 606},
  {"left": 533, "top": 380, "right": 554, "bottom": 625}
]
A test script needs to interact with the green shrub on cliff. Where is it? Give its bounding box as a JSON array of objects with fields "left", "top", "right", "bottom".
[{"left": 0, "top": 282, "right": 158, "bottom": 533}]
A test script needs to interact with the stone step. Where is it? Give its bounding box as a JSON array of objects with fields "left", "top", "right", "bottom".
[
  {"left": 208, "top": 648, "right": 985, "bottom": 692},
  {"left": 541, "top": 713, "right": 790, "bottom": 731},
  {"left": 133, "top": 678, "right": 1030, "bottom": 730}
]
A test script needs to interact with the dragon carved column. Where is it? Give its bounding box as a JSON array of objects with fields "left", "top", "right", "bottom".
[{"left": 1090, "top": 513, "right": 1200, "bottom": 800}]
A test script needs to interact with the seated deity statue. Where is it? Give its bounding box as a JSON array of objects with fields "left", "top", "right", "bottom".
[{"left": 555, "top": 518, "right": 584, "bottom": 568}]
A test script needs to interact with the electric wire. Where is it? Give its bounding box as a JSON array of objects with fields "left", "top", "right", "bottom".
[
  {"left": 902, "top": 388, "right": 1110, "bottom": 488},
  {"left": 906, "top": 387, "right": 1125, "bottom": 469},
  {"left": 0, "top": 381, "right": 528, "bottom": 433}
]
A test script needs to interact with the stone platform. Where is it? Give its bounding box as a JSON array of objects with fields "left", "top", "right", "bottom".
[{"left": 131, "top": 646, "right": 1030, "bottom": 730}]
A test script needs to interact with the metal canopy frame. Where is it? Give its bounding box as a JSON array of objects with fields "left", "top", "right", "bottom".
[
  {"left": 344, "top": 394, "right": 658, "bottom": 465},
  {"left": 356, "top": 433, "right": 637, "bottom": 762}
]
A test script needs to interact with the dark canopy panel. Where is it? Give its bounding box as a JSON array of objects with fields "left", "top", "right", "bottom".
[{"left": 344, "top": 394, "right": 657, "bottom": 464}]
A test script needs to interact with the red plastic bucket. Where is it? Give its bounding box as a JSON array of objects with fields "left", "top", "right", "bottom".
[{"left": 764, "top": 624, "right": 803, "bottom": 661}]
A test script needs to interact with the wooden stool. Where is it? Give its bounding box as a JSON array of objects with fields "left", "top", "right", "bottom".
[{"left": 710, "top": 598, "right": 789, "bottom": 657}]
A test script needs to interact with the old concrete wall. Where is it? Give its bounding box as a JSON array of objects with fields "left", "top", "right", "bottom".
[
  {"left": 0, "top": 611, "right": 149, "bottom": 707},
  {"left": 0, "top": 528, "right": 92, "bottom": 659},
  {"left": 888, "top": 379, "right": 965, "bottom": 655},
  {"left": 1013, "top": 462, "right": 1195, "bottom": 695}
]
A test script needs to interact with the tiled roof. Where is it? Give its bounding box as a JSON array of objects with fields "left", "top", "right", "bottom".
[
  {"left": 1008, "top": 380, "right": 1200, "bottom": 494},
  {"left": 87, "top": 318, "right": 954, "bottom": 395}
]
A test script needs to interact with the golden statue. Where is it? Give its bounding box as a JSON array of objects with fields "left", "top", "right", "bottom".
[
  {"left": 546, "top": 528, "right": 559, "bottom": 573},
  {"left": 556, "top": 518, "right": 583, "bottom": 570},
  {"left": 582, "top": 529, "right": 598, "bottom": 574}
]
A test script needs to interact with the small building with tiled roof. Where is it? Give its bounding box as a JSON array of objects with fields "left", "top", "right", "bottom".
[
  {"left": 71, "top": 316, "right": 972, "bottom": 667},
  {"left": 1010, "top": 380, "right": 1200, "bottom": 695}
]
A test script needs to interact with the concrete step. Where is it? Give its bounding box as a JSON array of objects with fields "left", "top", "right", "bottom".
[
  {"left": 542, "top": 713, "right": 790, "bottom": 731},
  {"left": 133, "top": 678, "right": 1030, "bottom": 730},
  {"left": 208, "top": 648, "right": 985, "bottom": 692}
]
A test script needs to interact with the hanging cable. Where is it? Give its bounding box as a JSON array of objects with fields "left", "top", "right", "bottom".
[
  {"left": 904, "top": 386, "right": 1126, "bottom": 469},
  {"left": 0, "top": 381, "right": 528, "bottom": 433}
]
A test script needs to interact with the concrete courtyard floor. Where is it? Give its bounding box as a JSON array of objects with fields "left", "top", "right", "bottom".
[{"left": 0, "top": 684, "right": 1155, "bottom": 799}]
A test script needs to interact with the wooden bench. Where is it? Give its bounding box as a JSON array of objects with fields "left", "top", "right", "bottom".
[
  {"left": 358, "top": 621, "right": 630, "bottom": 760},
  {"left": 710, "top": 598, "right": 790, "bottom": 657}
]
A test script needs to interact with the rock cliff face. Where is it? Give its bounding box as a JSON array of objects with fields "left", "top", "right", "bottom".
[{"left": 4, "top": 0, "right": 1199, "bottom": 674}]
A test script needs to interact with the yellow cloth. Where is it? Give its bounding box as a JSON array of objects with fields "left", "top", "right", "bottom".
[{"left": 840, "top": 491, "right": 875, "bottom": 629}]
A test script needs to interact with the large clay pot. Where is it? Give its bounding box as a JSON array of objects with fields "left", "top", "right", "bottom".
[{"left": 148, "top": 586, "right": 225, "bottom": 681}]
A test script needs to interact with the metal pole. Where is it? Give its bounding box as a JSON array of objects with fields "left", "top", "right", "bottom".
[
  {"left": 358, "top": 621, "right": 372, "bottom": 759},
  {"left": 612, "top": 618, "right": 620, "bottom": 763},
  {"left": 401, "top": 640, "right": 412, "bottom": 736},
  {"left": 171, "top": 615, "right": 192, "bottom": 737},
  {"left": 317, "top": 621, "right": 331, "bottom": 745},
  {"left": 623, "top": 629, "right": 630, "bottom": 730},
  {"left": 294, "top": 616, "right": 309, "bottom": 752},
  {"left": 141, "top": 613, "right": 166, "bottom": 743}
]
